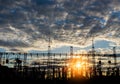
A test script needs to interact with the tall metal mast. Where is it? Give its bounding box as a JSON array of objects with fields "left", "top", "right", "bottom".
[
  {"left": 70, "top": 46, "right": 73, "bottom": 59},
  {"left": 47, "top": 2, "right": 55, "bottom": 78},
  {"left": 113, "top": 47, "right": 117, "bottom": 67},
  {"left": 47, "top": 28, "right": 51, "bottom": 66},
  {"left": 92, "top": 36, "right": 96, "bottom": 76},
  {"left": 47, "top": 27, "right": 51, "bottom": 78}
]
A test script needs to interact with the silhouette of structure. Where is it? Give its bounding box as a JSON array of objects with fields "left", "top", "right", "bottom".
[{"left": 0, "top": 47, "right": 120, "bottom": 83}]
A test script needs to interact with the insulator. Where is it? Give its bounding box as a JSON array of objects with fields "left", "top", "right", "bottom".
[
  {"left": 6, "top": 59, "right": 9, "bottom": 63},
  {"left": 108, "top": 60, "right": 111, "bottom": 64},
  {"left": 99, "top": 61, "right": 101, "bottom": 64}
]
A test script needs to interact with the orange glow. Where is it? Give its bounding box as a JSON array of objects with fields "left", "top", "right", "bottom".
[
  {"left": 67, "top": 57, "right": 89, "bottom": 78},
  {"left": 75, "top": 62, "right": 81, "bottom": 68}
]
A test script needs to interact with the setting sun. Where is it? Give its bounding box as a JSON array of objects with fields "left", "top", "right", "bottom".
[
  {"left": 67, "top": 56, "right": 89, "bottom": 78},
  {"left": 75, "top": 62, "right": 81, "bottom": 68}
]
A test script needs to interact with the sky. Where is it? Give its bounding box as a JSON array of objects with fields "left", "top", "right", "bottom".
[{"left": 0, "top": 0, "right": 120, "bottom": 53}]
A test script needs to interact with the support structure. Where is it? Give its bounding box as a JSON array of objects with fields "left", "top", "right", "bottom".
[
  {"left": 92, "top": 37, "right": 96, "bottom": 76},
  {"left": 70, "top": 46, "right": 73, "bottom": 58},
  {"left": 113, "top": 47, "right": 117, "bottom": 67}
]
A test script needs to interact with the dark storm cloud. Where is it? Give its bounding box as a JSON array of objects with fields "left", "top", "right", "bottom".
[
  {"left": 0, "top": 0, "right": 120, "bottom": 51},
  {"left": 32, "top": 0, "right": 55, "bottom": 5}
]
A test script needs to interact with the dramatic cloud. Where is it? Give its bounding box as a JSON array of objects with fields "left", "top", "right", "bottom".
[{"left": 0, "top": 0, "right": 120, "bottom": 52}]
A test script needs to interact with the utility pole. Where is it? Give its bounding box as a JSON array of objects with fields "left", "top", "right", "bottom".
[
  {"left": 0, "top": 52, "right": 2, "bottom": 65},
  {"left": 113, "top": 47, "right": 117, "bottom": 67},
  {"left": 47, "top": 28, "right": 51, "bottom": 79},
  {"left": 70, "top": 46, "right": 73, "bottom": 59},
  {"left": 92, "top": 37, "right": 96, "bottom": 76}
]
